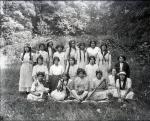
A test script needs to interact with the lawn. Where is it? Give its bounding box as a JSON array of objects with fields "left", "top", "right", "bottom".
[{"left": 1, "top": 63, "right": 150, "bottom": 121}]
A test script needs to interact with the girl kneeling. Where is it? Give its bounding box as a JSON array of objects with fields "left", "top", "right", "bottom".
[
  {"left": 27, "top": 72, "right": 49, "bottom": 101},
  {"left": 51, "top": 74, "right": 70, "bottom": 101}
]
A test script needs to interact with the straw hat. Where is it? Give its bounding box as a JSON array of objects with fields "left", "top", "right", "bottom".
[{"left": 118, "top": 71, "right": 126, "bottom": 75}]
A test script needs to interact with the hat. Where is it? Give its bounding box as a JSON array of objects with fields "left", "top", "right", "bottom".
[{"left": 118, "top": 71, "right": 126, "bottom": 75}]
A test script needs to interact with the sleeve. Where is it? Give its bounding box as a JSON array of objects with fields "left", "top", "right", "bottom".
[
  {"left": 20, "top": 53, "right": 23, "bottom": 61},
  {"left": 30, "top": 81, "right": 36, "bottom": 92},
  {"left": 61, "top": 66, "right": 65, "bottom": 74},
  {"left": 126, "top": 63, "right": 130, "bottom": 77},
  {"left": 115, "top": 79, "right": 120, "bottom": 88},
  {"left": 49, "top": 66, "right": 53, "bottom": 75},
  {"left": 65, "top": 48, "right": 69, "bottom": 60},
  {"left": 85, "top": 78, "right": 89, "bottom": 91},
  {"left": 44, "top": 66, "right": 49, "bottom": 75},
  {"left": 126, "top": 78, "right": 132, "bottom": 89},
  {"left": 108, "top": 53, "right": 112, "bottom": 70},
  {"left": 32, "top": 66, "right": 37, "bottom": 77},
  {"left": 53, "top": 52, "right": 56, "bottom": 58},
  {"left": 96, "top": 52, "right": 100, "bottom": 65}
]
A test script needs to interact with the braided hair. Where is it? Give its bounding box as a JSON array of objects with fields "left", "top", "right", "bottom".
[
  {"left": 79, "top": 42, "right": 86, "bottom": 62},
  {"left": 68, "top": 40, "right": 76, "bottom": 59},
  {"left": 22, "top": 46, "right": 32, "bottom": 61}
]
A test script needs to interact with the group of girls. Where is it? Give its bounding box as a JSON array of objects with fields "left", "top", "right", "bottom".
[{"left": 19, "top": 39, "right": 134, "bottom": 102}]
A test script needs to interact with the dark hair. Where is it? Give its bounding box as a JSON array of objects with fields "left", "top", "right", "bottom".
[
  {"left": 78, "top": 42, "right": 86, "bottom": 62},
  {"left": 89, "top": 56, "right": 96, "bottom": 63},
  {"left": 22, "top": 46, "right": 32, "bottom": 61},
  {"left": 96, "top": 70, "right": 103, "bottom": 76},
  {"left": 76, "top": 68, "right": 86, "bottom": 76},
  {"left": 68, "top": 40, "right": 76, "bottom": 59},
  {"left": 39, "top": 43, "right": 45, "bottom": 50},
  {"left": 69, "top": 57, "right": 76, "bottom": 64},
  {"left": 100, "top": 43, "right": 108, "bottom": 50},
  {"left": 118, "top": 55, "right": 126, "bottom": 61},
  {"left": 118, "top": 73, "right": 127, "bottom": 90},
  {"left": 36, "top": 72, "right": 45, "bottom": 77},
  {"left": 89, "top": 40, "right": 97, "bottom": 47},
  {"left": 62, "top": 73, "right": 70, "bottom": 81},
  {"left": 36, "top": 55, "right": 43, "bottom": 63},
  {"left": 53, "top": 56, "right": 60, "bottom": 64},
  {"left": 55, "top": 44, "right": 64, "bottom": 50}
]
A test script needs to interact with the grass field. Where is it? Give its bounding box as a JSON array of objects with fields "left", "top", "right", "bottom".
[{"left": 1, "top": 63, "right": 150, "bottom": 121}]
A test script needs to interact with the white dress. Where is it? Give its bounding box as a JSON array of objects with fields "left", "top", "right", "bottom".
[
  {"left": 53, "top": 52, "right": 66, "bottom": 68},
  {"left": 27, "top": 80, "right": 49, "bottom": 101},
  {"left": 19, "top": 53, "right": 33, "bottom": 92},
  {"left": 97, "top": 51, "right": 111, "bottom": 79},
  {"left": 86, "top": 47, "right": 100, "bottom": 62},
  {"left": 113, "top": 78, "right": 134, "bottom": 99},
  {"left": 76, "top": 49, "right": 88, "bottom": 69},
  {"left": 65, "top": 64, "right": 78, "bottom": 80},
  {"left": 49, "top": 64, "right": 64, "bottom": 76},
  {"left": 85, "top": 64, "right": 99, "bottom": 81},
  {"left": 32, "top": 64, "right": 48, "bottom": 77}
]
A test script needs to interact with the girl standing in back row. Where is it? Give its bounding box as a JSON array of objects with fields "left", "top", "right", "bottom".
[{"left": 19, "top": 43, "right": 33, "bottom": 94}]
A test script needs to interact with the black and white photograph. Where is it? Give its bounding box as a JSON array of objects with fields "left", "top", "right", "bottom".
[{"left": 0, "top": 0, "right": 150, "bottom": 120}]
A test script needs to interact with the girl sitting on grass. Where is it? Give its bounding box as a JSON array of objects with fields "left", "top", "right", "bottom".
[
  {"left": 70, "top": 68, "right": 89, "bottom": 102},
  {"left": 27, "top": 72, "right": 49, "bottom": 101},
  {"left": 50, "top": 73, "right": 71, "bottom": 101},
  {"left": 88, "top": 70, "right": 108, "bottom": 101},
  {"left": 114, "top": 71, "right": 134, "bottom": 102}
]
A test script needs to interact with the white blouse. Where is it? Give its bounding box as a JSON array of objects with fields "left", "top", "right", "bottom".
[
  {"left": 36, "top": 50, "right": 49, "bottom": 62},
  {"left": 32, "top": 64, "right": 48, "bottom": 77},
  {"left": 53, "top": 52, "right": 66, "bottom": 67},
  {"left": 21, "top": 53, "right": 33, "bottom": 62},
  {"left": 86, "top": 47, "right": 100, "bottom": 57},
  {"left": 116, "top": 78, "right": 132, "bottom": 90},
  {"left": 49, "top": 64, "right": 64, "bottom": 75},
  {"left": 108, "top": 75, "right": 116, "bottom": 88}
]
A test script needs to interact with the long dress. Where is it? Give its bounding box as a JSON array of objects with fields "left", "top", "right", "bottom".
[
  {"left": 48, "top": 47, "right": 55, "bottom": 69},
  {"left": 76, "top": 49, "right": 88, "bottom": 69},
  {"left": 19, "top": 53, "right": 33, "bottom": 92},
  {"left": 85, "top": 64, "right": 99, "bottom": 81},
  {"left": 53, "top": 51, "right": 66, "bottom": 69},
  {"left": 97, "top": 51, "right": 111, "bottom": 79}
]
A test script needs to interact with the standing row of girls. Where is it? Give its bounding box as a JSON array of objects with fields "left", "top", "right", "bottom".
[{"left": 19, "top": 39, "right": 133, "bottom": 102}]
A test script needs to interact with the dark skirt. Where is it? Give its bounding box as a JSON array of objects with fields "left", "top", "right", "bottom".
[{"left": 46, "top": 75, "right": 61, "bottom": 92}]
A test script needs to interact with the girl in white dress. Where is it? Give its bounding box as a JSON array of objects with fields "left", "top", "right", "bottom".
[
  {"left": 27, "top": 72, "right": 49, "bottom": 101},
  {"left": 47, "top": 41, "right": 55, "bottom": 69},
  {"left": 88, "top": 70, "right": 108, "bottom": 100},
  {"left": 85, "top": 56, "right": 99, "bottom": 81},
  {"left": 19, "top": 43, "right": 33, "bottom": 93},
  {"left": 65, "top": 57, "right": 78, "bottom": 81},
  {"left": 66, "top": 40, "right": 78, "bottom": 61},
  {"left": 32, "top": 55, "right": 49, "bottom": 82},
  {"left": 49, "top": 57, "right": 64, "bottom": 91},
  {"left": 36, "top": 43, "right": 49, "bottom": 67},
  {"left": 97, "top": 43, "right": 111, "bottom": 79},
  {"left": 113, "top": 71, "right": 134, "bottom": 101},
  {"left": 86, "top": 40, "right": 100, "bottom": 64},
  {"left": 53, "top": 44, "right": 66, "bottom": 69},
  {"left": 50, "top": 73, "right": 71, "bottom": 101},
  {"left": 77, "top": 42, "right": 88, "bottom": 69}
]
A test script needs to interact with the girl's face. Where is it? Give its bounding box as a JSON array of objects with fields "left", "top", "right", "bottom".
[
  {"left": 38, "top": 58, "right": 43, "bottom": 65},
  {"left": 58, "top": 47, "right": 63, "bottom": 52},
  {"left": 38, "top": 75, "right": 44, "bottom": 83},
  {"left": 40, "top": 45, "right": 45, "bottom": 51},
  {"left": 90, "top": 58, "right": 95, "bottom": 65},
  {"left": 101, "top": 45, "right": 107, "bottom": 51},
  {"left": 69, "top": 58, "right": 75, "bottom": 65},
  {"left": 48, "top": 42, "right": 53, "bottom": 47},
  {"left": 71, "top": 41, "right": 75, "bottom": 48},
  {"left": 78, "top": 72, "right": 84, "bottom": 78},
  {"left": 112, "top": 69, "right": 117, "bottom": 76},
  {"left": 25, "top": 47, "right": 29, "bottom": 52},
  {"left": 120, "top": 74, "right": 125, "bottom": 80},
  {"left": 80, "top": 44, "right": 85, "bottom": 50},
  {"left": 91, "top": 42, "right": 96, "bottom": 48},
  {"left": 96, "top": 73, "right": 102, "bottom": 79},
  {"left": 54, "top": 59, "right": 59, "bottom": 65},
  {"left": 62, "top": 75, "right": 68, "bottom": 81},
  {"left": 119, "top": 57, "right": 124, "bottom": 63}
]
